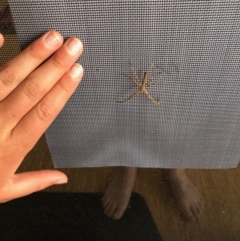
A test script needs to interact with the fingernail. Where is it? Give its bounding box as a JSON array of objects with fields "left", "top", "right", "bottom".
[
  {"left": 70, "top": 63, "right": 83, "bottom": 79},
  {"left": 54, "top": 179, "right": 68, "bottom": 185},
  {"left": 45, "top": 31, "right": 61, "bottom": 48},
  {"left": 66, "top": 38, "right": 82, "bottom": 55}
]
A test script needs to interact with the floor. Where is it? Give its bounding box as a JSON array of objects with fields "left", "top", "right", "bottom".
[{"left": 17, "top": 135, "right": 240, "bottom": 241}]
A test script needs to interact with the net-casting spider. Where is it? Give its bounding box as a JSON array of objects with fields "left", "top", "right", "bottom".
[{"left": 117, "top": 61, "right": 161, "bottom": 106}]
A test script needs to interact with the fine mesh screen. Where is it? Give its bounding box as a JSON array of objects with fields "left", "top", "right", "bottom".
[
  {"left": 6, "top": 0, "right": 240, "bottom": 168},
  {"left": 0, "top": 1, "right": 20, "bottom": 65}
]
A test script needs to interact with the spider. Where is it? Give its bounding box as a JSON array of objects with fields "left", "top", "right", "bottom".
[{"left": 117, "top": 61, "right": 161, "bottom": 106}]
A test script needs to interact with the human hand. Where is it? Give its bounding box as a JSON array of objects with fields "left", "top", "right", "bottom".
[{"left": 0, "top": 31, "right": 83, "bottom": 203}]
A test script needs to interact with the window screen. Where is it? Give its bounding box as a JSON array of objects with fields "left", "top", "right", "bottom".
[{"left": 6, "top": 0, "right": 240, "bottom": 168}]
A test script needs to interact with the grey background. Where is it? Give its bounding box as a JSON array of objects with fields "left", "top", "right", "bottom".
[{"left": 9, "top": 0, "right": 240, "bottom": 168}]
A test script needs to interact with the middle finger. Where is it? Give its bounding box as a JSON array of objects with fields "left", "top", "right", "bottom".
[{"left": 1, "top": 37, "right": 83, "bottom": 131}]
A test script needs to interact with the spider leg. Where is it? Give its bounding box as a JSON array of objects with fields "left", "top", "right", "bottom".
[
  {"left": 129, "top": 61, "right": 141, "bottom": 84},
  {"left": 150, "top": 63, "right": 155, "bottom": 81},
  {"left": 146, "top": 63, "right": 155, "bottom": 87},
  {"left": 146, "top": 63, "right": 162, "bottom": 87},
  {"left": 143, "top": 89, "right": 160, "bottom": 106},
  {"left": 147, "top": 75, "right": 162, "bottom": 87},
  {"left": 124, "top": 73, "right": 141, "bottom": 87},
  {"left": 117, "top": 88, "right": 142, "bottom": 103}
]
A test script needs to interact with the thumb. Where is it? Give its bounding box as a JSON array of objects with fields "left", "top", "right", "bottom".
[{"left": 0, "top": 170, "right": 68, "bottom": 203}]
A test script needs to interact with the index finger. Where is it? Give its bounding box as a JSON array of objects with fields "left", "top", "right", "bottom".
[{"left": 0, "top": 31, "right": 63, "bottom": 101}]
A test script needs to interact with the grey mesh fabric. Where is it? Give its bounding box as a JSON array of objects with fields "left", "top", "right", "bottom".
[{"left": 8, "top": 0, "right": 240, "bottom": 168}]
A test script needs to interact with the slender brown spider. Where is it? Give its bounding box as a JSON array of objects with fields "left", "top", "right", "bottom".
[{"left": 117, "top": 61, "right": 161, "bottom": 106}]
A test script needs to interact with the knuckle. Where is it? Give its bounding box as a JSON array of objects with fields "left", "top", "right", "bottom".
[
  {"left": 36, "top": 183, "right": 42, "bottom": 192},
  {"left": 0, "top": 66, "right": 18, "bottom": 87},
  {"left": 23, "top": 80, "right": 45, "bottom": 100},
  {"left": 51, "top": 55, "right": 66, "bottom": 70},
  {"left": 35, "top": 174, "right": 43, "bottom": 191},
  {"left": 36, "top": 100, "right": 57, "bottom": 121},
  {"left": 58, "top": 79, "right": 70, "bottom": 94},
  {"left": 28, "top": 44, "right": 41, "bottom": 60}
]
